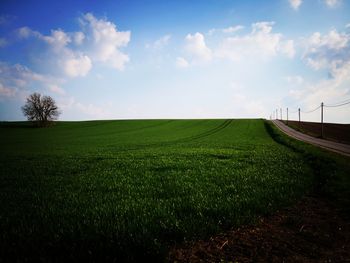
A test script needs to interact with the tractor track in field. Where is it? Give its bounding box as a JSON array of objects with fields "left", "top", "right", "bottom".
[
  {"left": 168, "top": 120, "right": 350, "bottom": 262},
  {"left": 1, "top": 120, "right": 234, "bottom": 163},
  {"left": 104, "top": 119, "right": 234, "bottom": 153}
]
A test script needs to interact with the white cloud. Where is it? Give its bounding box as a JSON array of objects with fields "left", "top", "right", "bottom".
[
  {"left": 15, "top": 13, "right": 131, "bottom": 77},
  {"left": 0, "top": 61, "right": 65, "bottom": 98},
  {"left": 17, "top": 26, "right": 39, "bottom": 39},
  {"left": 181, "top": 21, "right": 295, "bottom": 67},
  {"left": 185, "top": 32, "right": 212, "bottom": 62},
  {"left": 74, "top": 32, "right": 85, "bottom": 45},
  {"left": 63, "top": 54, "right": 92, "bottom": 77},
  {"left": 325, "top": 0, "right": 341, "bottom": 8},
  {"left": 147, "top": 34, "right": 171, "bottom": 49},
  {"left": 0, "top": 82, "right": 16, "bottom": 98},
  {"left": 175, "top": 57, "right": 189, "bottom": 68},
  {"left": 82, "top": 13, "right": 130, "bottom": 70},
  {"left": 48, "top": 84, "right": 66, "bottom": 95},
  {"left": 17, "top": 27, "right": 74, "bottom": 51},
  {"left": 16, "top": 26, "right": 91, "bottom": 77},
  {"left": 286, "top": 26, "right": 350, "bottom": 123},
  {"left": 216, "top": 21, "right": 295, "bottom": 61},
  {"left": 303, "top": 29, "right": 350, "bottom": 75},
  {"left": 43, "top": 29, "right": 71, "bottom": 50},
  {"left": 222, "top": 25, "right": 244, "bottom": 33},
  {"left": 278, "top": 39, "right": 296, "bottom": 58},
  {"left": 288, "top": 76, "right": 350, "bottom": 122},
  {"left": 289, "top": 0, "right": 302, "bottom": 10},
  {"left": 208, "top": 25, "right": 244, "bottom": 35}
]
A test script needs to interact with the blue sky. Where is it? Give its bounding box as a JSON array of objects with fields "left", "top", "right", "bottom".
[{"left": 0, "top": 0, "right": 349, "bottom": 122}]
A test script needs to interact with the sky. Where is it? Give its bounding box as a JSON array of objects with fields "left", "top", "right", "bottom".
[{"left": 0, "top": 0, "right": 349, "bottom": 123}]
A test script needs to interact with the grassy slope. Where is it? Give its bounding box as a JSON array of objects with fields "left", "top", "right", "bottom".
[
  {"left": 265, "top": 121, "right": 350, "bottom": 215},
  {"left": 0, "top": 119, "right": 318, "bottom": 261}
]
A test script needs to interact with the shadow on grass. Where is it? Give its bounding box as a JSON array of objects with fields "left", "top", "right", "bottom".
[{"left": 264, "top": 120, "right": 350, "bottom": 218}]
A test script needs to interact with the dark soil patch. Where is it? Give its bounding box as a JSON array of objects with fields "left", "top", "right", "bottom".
[
  {"left": 284, "top": 120, "right": 350, "bottom": 145},
  {"left": 168, "top": 195, "right": 350, "bottom": 262}
]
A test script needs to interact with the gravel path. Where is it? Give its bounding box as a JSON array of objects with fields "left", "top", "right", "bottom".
[{"left": 272, "top": 120, "right": 350, "bottom": 157}]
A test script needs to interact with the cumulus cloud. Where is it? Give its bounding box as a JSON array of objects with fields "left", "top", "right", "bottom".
[
  {"left": 216, "top": 21, "right": 295, "bottom": 61},
  {"left": 175, "top": 57, "right": 189, "bottom": 68},
  {"left": 288, "top": 75, "right": 350, "bottom": 122},
  {"left": 180, "top": 21, "right": 295, "bottom": 68},
  {"left": 208, "top": 25, "right": 244, "bottom": 35},
  {"left": 146, "top": 34, "right": 171, "bottom": 49},
  {"left": 15, "top": 13, "right": 131, "bottom": 77},
  {"left": 63, "top": 54, "right": 92, "bottom": 77},
  {"left": 48, "top": 84, "right": 66, "bottom": 95},
  {"left": 0, "top": 61, "right": 65, "bottom": 98},
  {"left": 185, "top": 32, "right": 212, "bottom": 63},
  {"left": 74, "top": 32, "right": 85, "bottom": 45},
  {"left": 286, "top": 26, "right": 350, "bottom": 123},
  {"left": 303, "top": 29, "right": 350, "bottom": 78},
  {"left": 0, "top": 83, "right": 16, "bottom": 98},
  {"left": 289, "top": 0, "right": 302, "bottom": 10},
  {"left": 81, "top": 13, "right": 130, "bottom": 70},
  {"left": 222, "top": 25, "right": 244, "bottom": 34},
  {"left": 325, "top": 0, "right": 341, "bottom": 8},
  {"left": 43, "top": 29, "right": 71, "bottom": 50}
]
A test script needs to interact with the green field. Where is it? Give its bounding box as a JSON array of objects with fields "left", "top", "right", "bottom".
[{"left": 0, "top": 119, "right": 348, "bottom": 261}]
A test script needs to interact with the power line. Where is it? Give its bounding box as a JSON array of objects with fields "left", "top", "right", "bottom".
[
  {"left": 272, "top": 97, "right": 350, "bottom": 122},
  {"left": 324, "top": 98, "right": 350, "bottom": 107},
  {"left": 324, "top": 100, "right": 350, "bottom": 108},
  {"left": 289, "top": 109, "right": 299, "bottom": 113},
  {"left": 300, "top": 105, "right": 321, "bottom": 114}
]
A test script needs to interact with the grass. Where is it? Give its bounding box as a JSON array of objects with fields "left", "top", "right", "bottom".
[{"left": 0, "top": 119, "right": 348, "bottom": 262}]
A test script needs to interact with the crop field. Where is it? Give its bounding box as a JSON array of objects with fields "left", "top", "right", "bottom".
[{"left": 0, "top": 119, "right": 332, "bottom": 261}]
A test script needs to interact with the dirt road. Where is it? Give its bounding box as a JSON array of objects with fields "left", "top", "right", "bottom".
[{"left": 272, "top": 120, "right": 350, "bottom": 157}]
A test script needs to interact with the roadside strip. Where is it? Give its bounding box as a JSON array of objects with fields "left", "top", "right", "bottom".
[{"left": 272, "top": 120, "right": 350, "bottom": 157}]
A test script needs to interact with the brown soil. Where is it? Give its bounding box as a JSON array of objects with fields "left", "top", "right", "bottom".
[
  {"left": 284, "top": 120, "right": 350, "bottom": 145},
  {"left": 168, "top": 195, "right": 350, "bottom": 262}
]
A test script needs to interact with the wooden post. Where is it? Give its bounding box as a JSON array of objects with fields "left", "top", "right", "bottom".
[
  {"left": 287, "top": 107, "right": 288, "bottom": 125},
  {"left": 321, "top": 102, "right": 324, "bottom": 138},
  {"left": 298, "top": 108, "right": 300, "bottom": 129}
]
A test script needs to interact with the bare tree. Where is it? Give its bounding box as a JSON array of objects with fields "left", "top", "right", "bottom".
[{"left": 22, "top": 93, "right": 61, "bottom": 126}]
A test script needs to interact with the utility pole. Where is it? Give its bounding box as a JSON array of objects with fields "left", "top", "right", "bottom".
[
  {"left": 298, "top": 108, "right": 301, "bottom": 129},
  {"left": 321, "top": 102, "right": 324, "bottom": 138},
  {"left": 287, "top": 107, "right": 288, "bottom": 125},
  {"left": 276, "top": 109, "right": 278, "bottom": 120}
]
